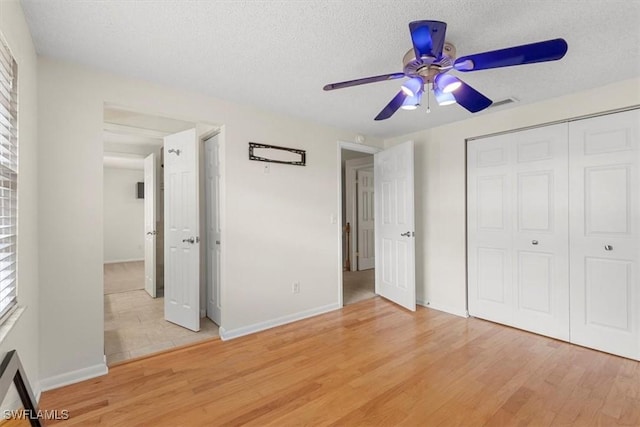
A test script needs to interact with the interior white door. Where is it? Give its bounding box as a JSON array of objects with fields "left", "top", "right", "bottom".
[
  {"left": 467, "top": 124, "right": 570, "bottom": 340},
  {"left": 569, "top": 109, "right": 640, "bottom": 360},
  {"left": 512, "top": 125, "right": 569, "bottom": 340},
  {"left": 374, "top": 140, "right": 416, "bottom": 311},
  {"left": 144, "top": 153, "right": 157, "bottom": 298},
  {"left": 205, "top": 135, "right": 221, "bottom": 325},
  {"left": 164, "top": 128, "right": 200, "bottom": 332},
  {"left": 357, "top": 169, "right": 375, "bottom": 270},
  {"left": 467, "top": 135, "right": 514, "bottom": 325}
]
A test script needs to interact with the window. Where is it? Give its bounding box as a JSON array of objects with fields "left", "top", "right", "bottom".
[{"left": 0, "top": 35, "right": 18, "bottom": 321}]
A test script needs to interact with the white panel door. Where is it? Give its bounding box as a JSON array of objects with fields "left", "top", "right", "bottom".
[
  {"left": 164, "top": 128, "right": 200, "bottom": 332},
  {"left": 569, "top": 109, "right": 640, "bottom": 360},
  {"left": 468, "top": 124, "right": 570, "bottom": 340},
  {"left": 467, "top": 135, "right": 513, "bottom": 324},
  {"left": 374, "top": 141, "right": 415, "bottom": 311},
  {"left": 144, "top": 153, "right": 157, "bottom": 298},
  {"left": 357, "top": 169, "right": 375, "bottom": 270},
  {"left": 512, "top": 124, "right": 569, "bottom": 340},
  {"left": 205, "top": 135, "right": 221, "bottom": 325}
]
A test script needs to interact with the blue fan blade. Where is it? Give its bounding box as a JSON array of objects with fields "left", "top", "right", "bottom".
[
  {"left": 409, "top": 20, "right": 447, "bottom": 59},
  {"left": 454, "top": 38, "right": 568, "bottom": 72},
  {"left": 453, "top": 80, "right": 493, "bottom": 113},
  {"left": 374, "top": 91, "right": 407, "bottom": 121},
  {"left": 323, "top": 72, "right": 405, "bottom": 91}
]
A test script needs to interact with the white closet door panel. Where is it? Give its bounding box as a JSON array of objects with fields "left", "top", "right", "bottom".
[
  {"left": 468, "top": 123, "right": 569, "bottom": 339},
  {"left": 512, "top": 124, "right": 569, "bottom": 340},
  {"left": 468, "top": 137, "right": 513, "bottom": 324},
  {"left": 569, "top": 109, "right": 640, "bottom": 360}
]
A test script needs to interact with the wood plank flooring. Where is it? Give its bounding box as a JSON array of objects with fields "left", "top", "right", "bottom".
[{"left": 39, "top": 297, "right": 640, "bottom": 426}]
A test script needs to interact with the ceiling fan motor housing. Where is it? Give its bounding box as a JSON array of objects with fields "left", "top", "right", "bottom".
[{"left": 402, "top": 42, "right": 456, "bottom": 84}]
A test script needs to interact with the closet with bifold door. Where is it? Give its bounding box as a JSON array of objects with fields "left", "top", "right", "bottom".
[{"left": 467, "top": 108, "right": 640, "bottom": 361}]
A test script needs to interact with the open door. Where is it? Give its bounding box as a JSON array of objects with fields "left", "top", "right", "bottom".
[
  {"left": 164, "top": 128, "right": 200, "bottom": 331},
  {"left": 205, "top": 134, "right": 222, "bottom": 325},
  {"left": 143, "top": 153, "right": 157, "bottom": 298},
  {"left": 374, "top": 140, "right": 416, "bottom": 311}
]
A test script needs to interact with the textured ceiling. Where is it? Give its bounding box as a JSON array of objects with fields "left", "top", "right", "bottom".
[{"left": 20, "top": 0, "right": 640, "bottom": 138}]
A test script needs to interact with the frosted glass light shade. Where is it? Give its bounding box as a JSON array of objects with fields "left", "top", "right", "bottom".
[
  {"left": 434, "top": 87, "right": 457, "bottom": 106},
  {"left": 401, "top": 91, "right": 422, "bottom": 110},
  {"left": 435, "top": 73, "right": 461, "bottom": 93},
  {"left": 401, "top": 77, "right": 423, "bottom": 97}
]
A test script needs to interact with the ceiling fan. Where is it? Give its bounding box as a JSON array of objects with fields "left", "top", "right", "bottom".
[{"left": 323, "top": 20, "right": 568, "bottom": 120}]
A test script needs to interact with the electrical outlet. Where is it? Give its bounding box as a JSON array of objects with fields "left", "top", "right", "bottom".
[{"left": 292, "top": 282, "right": 300, "bottom": 294}]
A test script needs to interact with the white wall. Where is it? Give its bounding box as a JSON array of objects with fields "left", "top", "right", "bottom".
[
  {"left": 37, "top": 57, "right": 383, "bottom": 384},
  {"left": 103, "top": 167, "right": 145, "bottom": 263},
  {"left": 384, "top": 78, "right": 640, "bottom": 317},
  {"left": 0, "top": 0, "right": 40, "bottom": 405}
]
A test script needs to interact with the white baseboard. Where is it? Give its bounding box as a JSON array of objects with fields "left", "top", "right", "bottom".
[
  {"left": 417, "top": 299, "right": 469, "bottom": 318},
  {"left": 219, "top": 303, "right": 341, "bottom": 341},
  {"left": 39, "top": 356, "right": 108, "bottom": 392},
  {"left": 104, "top": 258, "right": 144, "bottom": 264}
]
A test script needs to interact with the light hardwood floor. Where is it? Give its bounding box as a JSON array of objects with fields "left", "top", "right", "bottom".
[{"left": 40, "top": 297, "right": 639, "bottom": 426}]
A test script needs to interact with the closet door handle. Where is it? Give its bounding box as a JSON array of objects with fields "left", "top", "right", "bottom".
[
  {"left": 604, "top": 245, "right": 613, "bottom": 251},
  {"left": 531, "top": 240, "right": 539, "bottom": 245}
]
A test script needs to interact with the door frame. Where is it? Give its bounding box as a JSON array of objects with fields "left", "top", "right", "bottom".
[
  {"left": 101, "top": 104, "right": 223, "bottom": 341},
  {"left": 344, "top": 157, "right": 374, "bottom": 271},
  {"left": 337, "top": 141, "right": 381, "bottom": 307}
]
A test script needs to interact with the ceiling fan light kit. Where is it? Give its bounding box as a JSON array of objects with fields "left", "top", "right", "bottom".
[
  {"left": 323, "top": 20, "right": 568, "bottom": 121},
  {"left": 434, "top": 73, "right": 461, "bottom": 93},
  {"left": 401, "top": 77, "right": 423, "bottom": 97},
  {"left": 401, "top": 91, "right": 422, "bottom": 110},
  {"left": 434, "top": 87, "right": 457, "bottom": 106}
]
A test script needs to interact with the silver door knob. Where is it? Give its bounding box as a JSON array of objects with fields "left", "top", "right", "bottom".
[
  {"left": 146, "top": 231, "right": 157, "bottom": 235},
  {"left": 182, "top": 237, "right": 195, "bottom": 244},
  {"left": 400, "top": 231, "right": 411, "bottom": 237},
  {"left": 532, "top": 240, "right": 539, "bottom": 245},
  {"left": 604, "top": 245, "right": 613, "bottom": 251}
]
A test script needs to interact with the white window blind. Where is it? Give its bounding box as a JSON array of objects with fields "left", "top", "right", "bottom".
[{"left": 0, "top": 35, "right": 18, "bottom": 321}]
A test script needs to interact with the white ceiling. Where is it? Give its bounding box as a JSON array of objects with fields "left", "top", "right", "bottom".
[{"left": 21, "top": 0, "right": 640, "bottom": 138}]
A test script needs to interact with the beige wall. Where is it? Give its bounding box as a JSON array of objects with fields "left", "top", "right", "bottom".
[
  {"left": 103, "top": 168, "right": 145, "bottom": 263},
  {"left": 37, "top": 57, "right": 383, "bottom": 383},
  {"left": 0, "top": 0, "right": 40, "bottom": 404},
  {"left": 385, "top": 77, "right": 640, "bottom": 317}
]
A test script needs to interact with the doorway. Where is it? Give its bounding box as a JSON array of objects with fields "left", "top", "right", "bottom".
[
  {"left": 102, "top": 107, "right": 219, "bottom": 365},
  {"left": 340, "top": 143, "right": 379, "bottom": 306},
  {"left": 338, "top": 140, "right": 418, "bottom": 311}
]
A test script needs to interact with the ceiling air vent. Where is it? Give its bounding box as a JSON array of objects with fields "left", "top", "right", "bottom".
[{"left": 488, "top": 97, "right": 518, "bottom": 109}]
